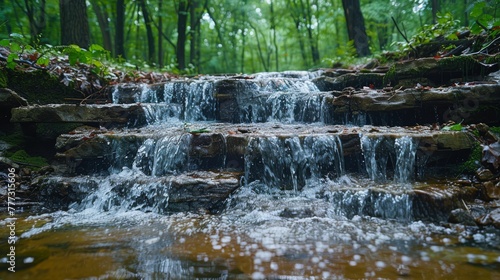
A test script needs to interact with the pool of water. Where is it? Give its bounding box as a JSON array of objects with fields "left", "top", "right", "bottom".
[{"left": 1, "top": 179, "right": 499, "bottom": 279}]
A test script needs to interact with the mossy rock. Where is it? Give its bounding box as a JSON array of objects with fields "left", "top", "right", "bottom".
[
  {"left": 0, "top": 67, "right": 7, "bottom": 88},
  {"left": 8, "top": 149, "right": 48, "bottom": 168},
  {"left": 5, "top": 68, "right": 82, "bottom": 104}
]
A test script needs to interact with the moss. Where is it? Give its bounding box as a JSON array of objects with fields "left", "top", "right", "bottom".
[
  {"left": 383, "top": 64, "right": 397, "bottom": 86},
  {"left": 490, "top": 126, "right": 500, "bottom": 137},
  {"left": 459, "top": 142, "right": 482, "bottom": 174},
  {"left": 0, "top": 68, "right": 7, "bottom": 88},
  {"left": 8, "top": 149, "right": 48, "bottom": 168},
  {"left": 0, "top": 131, "right": 26, "bottom": 147},
  {"left": 5, "top": 68, "right": 81, "bottom": 104}
]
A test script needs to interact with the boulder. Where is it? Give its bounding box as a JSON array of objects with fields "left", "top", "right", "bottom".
[
  {"left": 0, "top": 88, "right": 28, "bottom": 108},
  {"left": 448, "top": 208, "right": 477, "bottom": 226},
  {"left": 11, "top": 104, "right": 147, "bottom": 127}
]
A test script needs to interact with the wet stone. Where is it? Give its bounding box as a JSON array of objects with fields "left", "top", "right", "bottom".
[{"left": 448, "top": 208, "right": 477, "bottom": 226}]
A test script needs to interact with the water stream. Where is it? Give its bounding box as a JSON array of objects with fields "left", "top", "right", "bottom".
[{"left": 1, "top": 73, "right": 499, "bottom": 279}]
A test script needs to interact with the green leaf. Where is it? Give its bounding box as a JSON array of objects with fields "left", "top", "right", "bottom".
[
  {"left": 0, "top": 39, "right": 10, "bottom": 47},
  {"left": 441, "top": 123, "right": 463, "bottom": 131},
  {"left": 9, "top": 33, "right": 24, "bottom": 40},
  {"left": 10, "top": 42, "right": 21, "bottom": 52},
  {"left": 37, "top": 57, "right": 50, "bottom": 67},
  {"left": 470, "top": 1, "right": 485, "bottom": 19},
  {"left": 6, "top": 53, "right": 17, "bottom": 69}
]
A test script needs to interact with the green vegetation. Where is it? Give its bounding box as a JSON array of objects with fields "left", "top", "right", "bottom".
[
  {"left": 460, "top": 142, "right": 482, "bottom": 174},
  {"left": 1, "top": 0, "right": 498, "bottom": 74},
  {"left": 8, "top": 150, "right": 48, "bottom": 168}
]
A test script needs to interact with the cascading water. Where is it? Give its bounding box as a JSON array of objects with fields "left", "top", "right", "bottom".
[
  {"left": 360, "top": 135, "right": 390, "bottom": 182},
  {"left": 9, "top": 71, "right": 500, "bottom": 280},
  {"left": 394, "top": 136, "right": 418, "bottom": 184},
  {"left": 244, "top": 135, "right": 344, "bottom": 192}
]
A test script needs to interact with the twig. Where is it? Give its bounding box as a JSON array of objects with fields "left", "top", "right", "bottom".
[
  {"left": 392, "top": 16, "right": 418, "bottom": 56},
  {"left": 0, "top": 53, "right": 47, "bottom": 70}
]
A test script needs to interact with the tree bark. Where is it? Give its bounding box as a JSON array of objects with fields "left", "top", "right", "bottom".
[
  {"left": 59, "top": 0, "right": 90, "bottom": 48},
  {"left": 89, "top": 0, "right": 112, "bottom": 53},
  {"left": 139, "top": 0, "right": 155, "bottom": 63},
  {"left": 176, "top": 0, "right": 189, "bottom": 70},
  {"left": 431, "top": 0, "right": 440, "bottom": 24},
  {"left": 341, "top": 0, "right": 371, "bottom": 57},
  {"left": 115, "top": 0, "right": 126, "bottom": 58},
  {"left": 158, "top": 0, "right": 163, "bottom": 68}
]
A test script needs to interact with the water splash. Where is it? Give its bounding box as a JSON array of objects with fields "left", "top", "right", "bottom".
[
  {"left": 244, "top": 135, "right": 344, "bottom": 192},
  {"left": 360, "top": 135, "right": 389, "bottom": 182},
  {"left": 394, "top": 136, "right": 418, "bottom": 184},
  {"left": 133, "top": 134, "right": 192, "bottom": 176},
  {"left": 184, "top": 81, "right": 216, "bottom": 121}
]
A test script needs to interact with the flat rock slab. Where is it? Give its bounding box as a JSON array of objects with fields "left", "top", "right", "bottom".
[
  {"left": 32, "top": 171, "right": 241, "bottom": 214},
  {"left": 55, "top": 123, "right": 475, "bottom": 175},
  {"left": 11, "top": 104, "right": 146, "bottom": 126}
]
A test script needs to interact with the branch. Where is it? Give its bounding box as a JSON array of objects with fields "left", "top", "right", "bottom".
[
  {"left": 0, "top": 53, "right": 46, "bottom": 70},
  {"left": 391, "top": 16, "right": 418, "bottom": 56}
]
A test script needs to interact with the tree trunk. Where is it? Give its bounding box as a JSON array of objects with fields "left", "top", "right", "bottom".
[
  {"left": 59, "top": 0, "right": 90, "bottom": 48},
  {"left": 190, "top": 0, "right": 202, "bottom": 72},
  {"left": 270, "top": 1, "right": 279, "bottom": 71},
  {"left": 431, "top": 0, "right": 440, "bottom": 24},
  {"left": 89, "top": 0, "right": 112, "bottom": 53},
  {"left": 115, "top": 0, "right": 126, "bottom": 58},
  {"left": 341, "top": 0, "right": 371, "bottom": 57},
  {"left": 176, "top": 0, "right": 189, "bottom": 70},
  {"left": 13, "top": 0, "right": 47, "bottom": 43},
  {"left": 139, "top": 0, "right": 155, "bottom": 63},
  {"left": 158, "top": 0, "right": 163, "bottom": 68}
]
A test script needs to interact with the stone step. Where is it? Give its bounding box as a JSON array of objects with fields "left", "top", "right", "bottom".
[
  {"left": 31, "top": 171, "right": 477, "bottom": 223},
  {"left": 54, "top": 124, "right": 475, "bottom": 183},
  {"left": 10, "top": 73, "right": 500, "bottom": 129},
  {"left": 32, "top": 171, "right": 241, "bottom": 214}
]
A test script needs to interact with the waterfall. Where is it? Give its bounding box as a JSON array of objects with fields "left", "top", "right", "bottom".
[
  {"left": 394, "top": 136, "right": 418, "bottom": 184},
  {"left": 184, "top": 81, "right": 216, "bottom": 121},
  {"left": 73, "top": 171, "right": 172, "bottom": 214},
  {"left": 244, "top": 135, "right": 344, "bottom": 192},
  {"left": 133, "top": 134, "right": 192, "bottom": 176},
  {"left": 361, "top": 135, "right": 418, "bottom": 184},
  {"left": 360, "top": 135, "right": 389, "bottom": 182},
  {"left": 329, "top": 189, "right": 412, "bottom": 221}
]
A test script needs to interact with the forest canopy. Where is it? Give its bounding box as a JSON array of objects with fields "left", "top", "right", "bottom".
[{"left": 0, "top": 0, "right": 499, "bottom": 74}]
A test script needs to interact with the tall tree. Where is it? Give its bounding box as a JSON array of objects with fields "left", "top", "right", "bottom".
[
  {"left": 59, "top": 0, "right": 90, "bottom": 48},
  {"left": 139, "top": 0, "right": 155, "bottom": 62},
  {"left": 89, "top": 0, "right": 112, "bottom": 52},
  {"left": 115, "top": 0, "right": 126, "bottom": 58},
  {"left": 12, "top": 0, "right": 47, "bottom": 43},
  {"left": 176, "top": 0, "right": 190, "bottom": 70},
  {"left": 341, "top": 0, "right": 370, "bottom": 57}
]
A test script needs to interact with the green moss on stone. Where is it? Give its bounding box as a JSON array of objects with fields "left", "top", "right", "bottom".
[
  {"left": 8, "top": 149, "right": 48, "bottom": 168},
  {"left": 5, "top": 68, "right": 81, "bottom": 104},
  {"left": 0, "top": 68, "right": 7, "bottom": 88}
]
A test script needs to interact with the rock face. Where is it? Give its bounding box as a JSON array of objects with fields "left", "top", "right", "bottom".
[
  {"left": 0, "top": 88, "right": 28, "bottom": 123},
  {"left": 33, "top": 171, "right": 240, "bottom": 214},
  {"left": 11, "top": 104, "right": 146, "bottom": 127}
]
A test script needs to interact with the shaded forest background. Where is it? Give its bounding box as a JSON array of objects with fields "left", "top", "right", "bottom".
[{"left": 0, "top": 0, "right": 498, "bottom": 74}]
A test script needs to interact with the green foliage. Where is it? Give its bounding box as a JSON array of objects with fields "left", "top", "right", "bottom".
[
  {"left": 8, "top": 150, "right": 48, "bottom": 168},
  {"left": 459, "top": 142, "right": 482, "bottom": 174},
  {"left": 441, "top": 122, "right": 463, "bottom": 131},
  {"left": 393, "top": 13, "right": 462, "bottom": 53},
  {"left": 469, "top": 0, "right": 500, "bottom": 34}
]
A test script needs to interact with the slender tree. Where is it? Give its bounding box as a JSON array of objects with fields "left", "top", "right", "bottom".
[
  {"left": 12, "top": 0, "right": 47, "bottom": 43},
  {"left": 89, "top": 0, "right": 112, "bottom": 52},
  {"left": 59, "top": 0, "right": 90, "bottom": 48},
  {"left": 115, "top": 0, "right": 126, "bottom": 58},
  {"left": 139, "top": 0, "right": 155, "bottom": 63},
  {"left": 341, "top": 0, "right": 370, "bottom": 57},
  {"left": 176, "top": 0, "right": 190, "bottom": 70}
]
